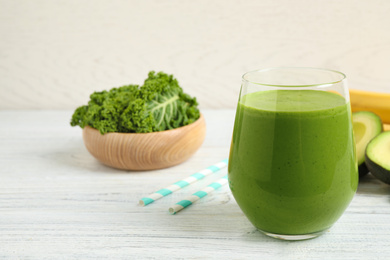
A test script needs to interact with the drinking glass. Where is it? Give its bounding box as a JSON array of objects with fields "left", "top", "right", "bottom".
[{"left": 228, "top": 67, "right": 358, "bottom": 240}]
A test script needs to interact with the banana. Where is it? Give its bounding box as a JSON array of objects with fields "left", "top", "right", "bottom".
[{"left": 349, "top": 89, "right": 390, "bottom": 124}]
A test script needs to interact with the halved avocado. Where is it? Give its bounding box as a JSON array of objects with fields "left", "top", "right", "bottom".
[
  {"left": 365, "top": 131, "right": 390, "bottom": 184},
  {"left": 352, "top": 111, "right": 383, "bottom": 177}
]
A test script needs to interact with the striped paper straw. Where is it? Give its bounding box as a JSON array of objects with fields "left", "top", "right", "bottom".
[
  {"left": 139, "top": 158, "right": 229, "bottom": 206},
  {"left": 168, "top": 175, "right": 228, "bottom": 214}
]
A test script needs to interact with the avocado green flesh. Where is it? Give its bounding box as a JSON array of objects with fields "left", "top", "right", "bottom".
[
  {"left": 353, "top": 121, "right": 368, "bottom": 165},
  {"left": 366, "top": 131, "right": 390, "bottom": 170},
  {"left": 366, "top": 131, "right": 390, "bottom": 185},
  {"left": 352, "top": 111, "right": 382, "bottom": 176}
]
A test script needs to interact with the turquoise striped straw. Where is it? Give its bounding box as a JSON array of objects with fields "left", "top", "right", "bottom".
[
  {"left": 168, "top": 175, "right": 228, "bottom": 214},
  {"left": 139, "top": 159, "right": 229, "bottom": 206}
]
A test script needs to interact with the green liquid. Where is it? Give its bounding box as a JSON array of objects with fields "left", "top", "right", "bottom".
[{"left": 228, "top": 90, "right": 358, "bottom": 235}]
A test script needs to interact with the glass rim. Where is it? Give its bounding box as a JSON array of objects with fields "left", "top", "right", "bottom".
[{"left": 242, "top": 67, "right": 347, "bottom": 88}]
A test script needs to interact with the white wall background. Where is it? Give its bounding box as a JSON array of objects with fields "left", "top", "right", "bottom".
[{"left": 1, "top": 0, "right": 390, "bottom": 110}]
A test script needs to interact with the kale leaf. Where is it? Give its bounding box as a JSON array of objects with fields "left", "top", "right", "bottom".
[{"left": 70, "top": 71, "right": 200, "bottom": 134}]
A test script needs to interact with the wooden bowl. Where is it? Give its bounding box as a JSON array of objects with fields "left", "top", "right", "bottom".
[{"left": 82, "top": 114, "right": 206, "bottom": 170}]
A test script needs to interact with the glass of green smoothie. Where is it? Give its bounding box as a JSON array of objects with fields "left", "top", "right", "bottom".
[{"left": 228, "top": 67, "right": 358, "bottom": 240}]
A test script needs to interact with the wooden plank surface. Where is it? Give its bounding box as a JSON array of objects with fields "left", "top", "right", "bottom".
[{"left": 0, "top": 110, "right": 390, "bottom": 259}]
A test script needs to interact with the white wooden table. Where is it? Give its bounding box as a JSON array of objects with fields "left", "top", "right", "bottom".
[{"left": 1, "top": 110, "right": 389, "bottom": 259}]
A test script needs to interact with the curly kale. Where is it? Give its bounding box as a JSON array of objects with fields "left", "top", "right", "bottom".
[{"left": 70, "top": 71, "right": 200, "bottom": 134}]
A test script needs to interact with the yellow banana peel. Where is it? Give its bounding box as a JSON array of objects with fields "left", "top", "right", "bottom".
[{"left": 350, "top": 89, "right": 390, "bottom": 125}]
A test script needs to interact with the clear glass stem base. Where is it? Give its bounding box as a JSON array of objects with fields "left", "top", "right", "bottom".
[{"left": 259, "top": 229, "right": 328, "bottom": 241}]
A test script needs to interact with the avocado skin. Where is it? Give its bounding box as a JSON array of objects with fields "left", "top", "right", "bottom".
[
  {"left": 358, "top": 162, "right": 369, "bottom": 178},
  {"left": 365, "top": 153, "right": 390, "bottom": 184}
]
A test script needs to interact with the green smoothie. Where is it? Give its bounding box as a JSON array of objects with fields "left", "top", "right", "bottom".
[{"left": 228, "top": 90, "right": 358, "bottom": 235}]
